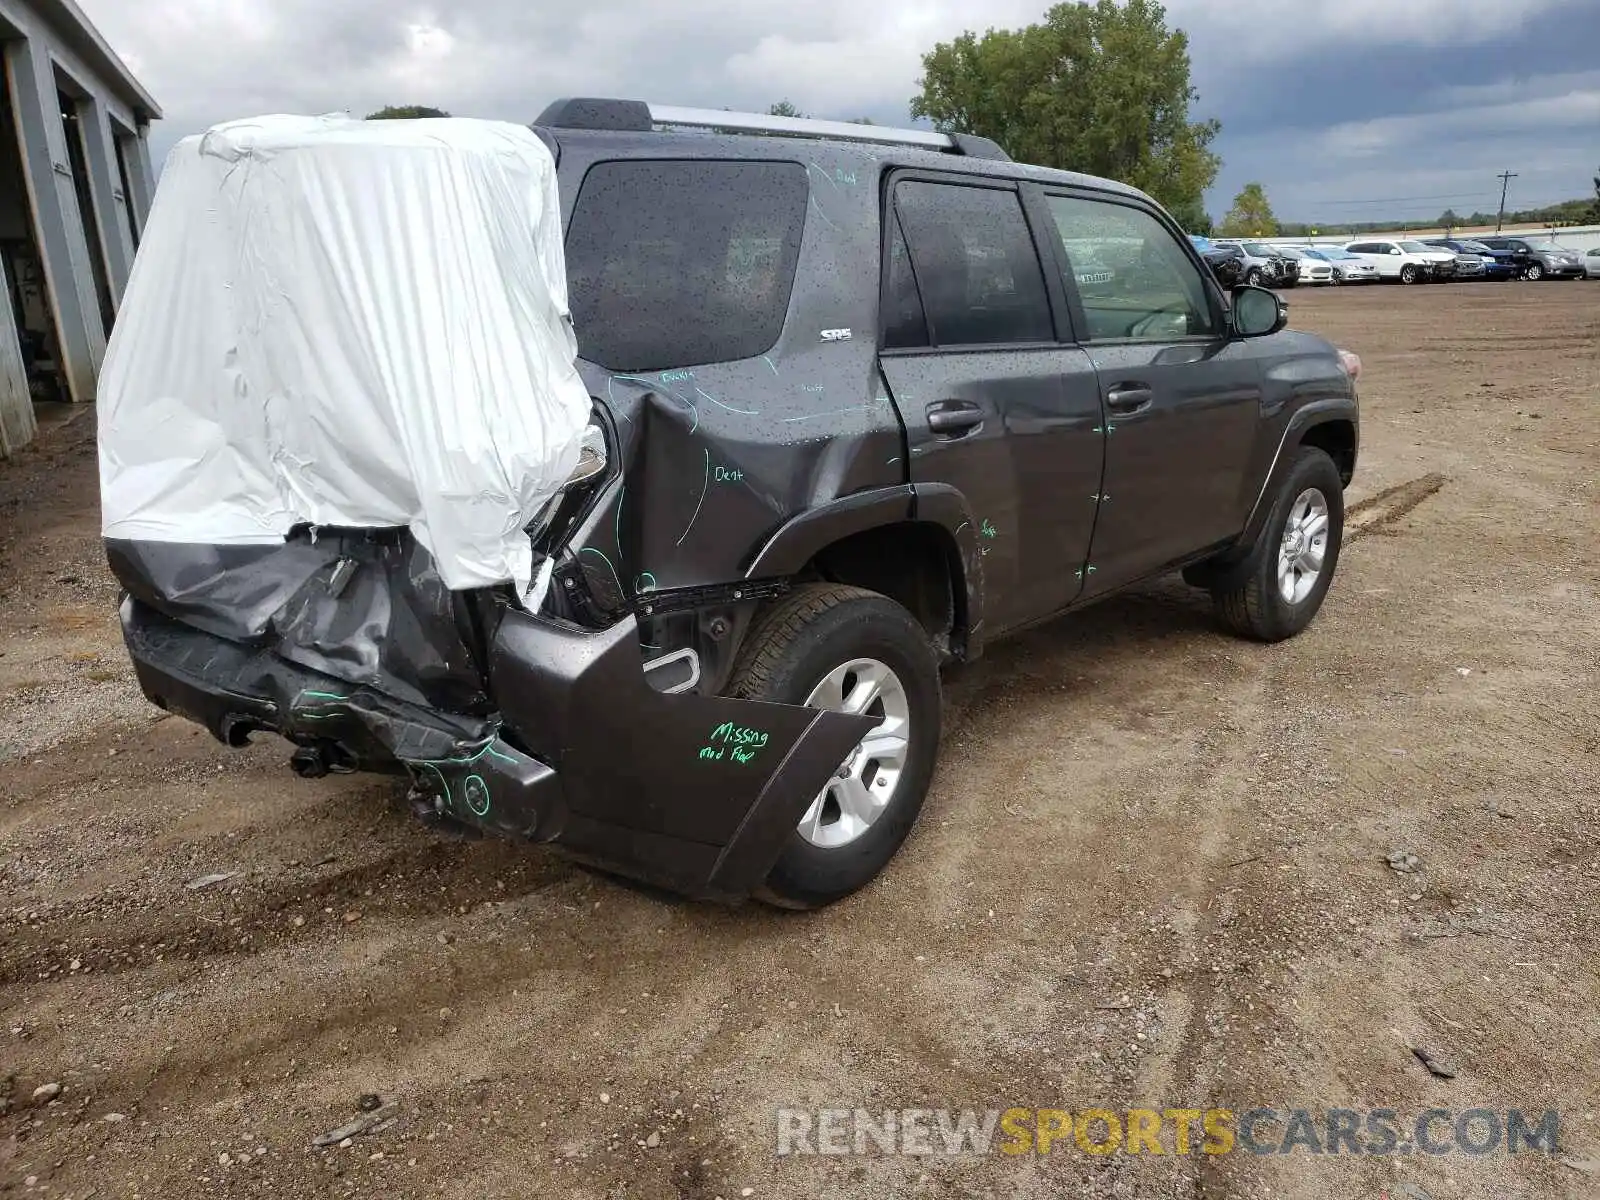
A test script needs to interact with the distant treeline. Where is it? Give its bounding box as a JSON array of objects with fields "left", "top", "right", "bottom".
[{"left": 1279, "top": 197, "right": 1596, "bottom": 237}]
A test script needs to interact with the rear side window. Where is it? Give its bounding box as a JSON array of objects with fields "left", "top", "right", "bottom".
[
  {"left": 565, "top": 159, "right": 807, "bottom": 371},
  {"left": 891, "top": 180, "right": 1053, "bottom": 346}
]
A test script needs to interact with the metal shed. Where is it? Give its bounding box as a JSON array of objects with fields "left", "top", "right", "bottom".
[{"left": 0, "top": 0, "right": 157, "bottom": 458}]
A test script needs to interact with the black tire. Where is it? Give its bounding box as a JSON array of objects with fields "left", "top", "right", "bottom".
[
  {"left": 1524, "top": 262, "right": 1543, "bottom": 281},
  {"left": 727, "top": 583, "right": 941, "bottom": 909},
  {"left": 1245, "top": 268, "right": 1263, "bottom": 286},
  {"left": 1211, "top": 447, "right": 1344, "bottom": 643},
  {"left": 1399, "top": 264, "right": 1420, "bottom": 284}
]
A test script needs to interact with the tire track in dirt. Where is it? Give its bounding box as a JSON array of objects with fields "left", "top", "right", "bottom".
[{"left": 1345, "top": 473, "right": 1448, "bottom": 540}]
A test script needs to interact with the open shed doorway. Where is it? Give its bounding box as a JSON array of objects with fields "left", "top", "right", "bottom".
[
  {"left": 57, "top": 74, "right": 115, "bottom": 343},
  {"left": 0, "top": 51, "right": 61, "bottom": 456}
]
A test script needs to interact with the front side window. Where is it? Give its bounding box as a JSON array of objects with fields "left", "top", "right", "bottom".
[
  {"left": 890, "top": 180, "right": 1054, "bottom": 346},
  {"left": 566, "top": 159, "right": 808, "bottom": 371},
  {"left": 1041, "top": 194, "right": 1218, "bottom": 342}
]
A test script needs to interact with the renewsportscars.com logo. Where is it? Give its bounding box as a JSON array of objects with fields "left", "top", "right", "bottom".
[{"left": 774, "top": 1107, "right": 1559, "bottom": 1158}]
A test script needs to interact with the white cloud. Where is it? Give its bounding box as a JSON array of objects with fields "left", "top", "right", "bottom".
[
  {"left": 1317, "top": 77, "right": 1600, "bottom": 157},
  {"left": 76, "top": 0, "right": 1600, "bottom": 219},
  {"left": 1169, "top": 0, "right": 1573, "bottom": 52}
]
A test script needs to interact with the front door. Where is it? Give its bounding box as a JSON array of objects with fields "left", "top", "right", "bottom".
[
  {"left": 877, "top": 175, "right": 1105, "bottom": 635},
  {"left": 1032, "top": 190, "right": 1263, "bottom": 595}
]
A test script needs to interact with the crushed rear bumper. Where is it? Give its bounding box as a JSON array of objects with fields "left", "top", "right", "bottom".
[{"left": 120, "top": 597, "right": 873, "bottom": 901}]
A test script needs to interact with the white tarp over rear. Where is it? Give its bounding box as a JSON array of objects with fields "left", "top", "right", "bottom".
[{"left": 98, "top": 113, "right": 591, "bottom": 595}]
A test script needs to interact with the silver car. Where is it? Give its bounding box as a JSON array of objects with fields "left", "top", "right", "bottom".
[
  {"left": 1302, "top": 246, "right": 1378, "bottom": 283},
  {"left": 1584, "top": 247, "right": 1600, "bottom": 279}
]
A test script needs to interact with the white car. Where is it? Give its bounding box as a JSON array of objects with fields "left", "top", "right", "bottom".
[
  {"left": 1279, "top": 246, "right": 1335, "bottom": 284},
  {"left": 1585, "top": 247, "right": 1600, "bottom": 279},
  {"left": 1301, "top": 245, "right": 1379, "bottom": 283},
  {"left": 1342, "top": 238, "right": 1457, "bottom": 284}
]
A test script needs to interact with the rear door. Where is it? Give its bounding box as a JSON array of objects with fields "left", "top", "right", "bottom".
[
  {"left": 1032, "top": 188, "right": 1263, "bottom": 594},
  {"left": 878, "top": 173, "right": 1105, "bottom": 635}
]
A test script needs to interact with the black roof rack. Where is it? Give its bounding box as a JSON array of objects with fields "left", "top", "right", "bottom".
[{"left": 533, "top": 98, "right": 1011, "bottom": 162}]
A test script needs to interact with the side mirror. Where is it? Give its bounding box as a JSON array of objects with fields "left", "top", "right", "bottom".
[
  {"left": 1389, "top": 248, "right": 1402, "bottom": 255},
  {"left": 1231, "top": 285, "right": 1286, "bottom": 338}
]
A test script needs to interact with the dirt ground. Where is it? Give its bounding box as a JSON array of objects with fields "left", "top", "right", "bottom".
[{"left": 2, "top": 281, "right": 1597, "bottom": 1199}]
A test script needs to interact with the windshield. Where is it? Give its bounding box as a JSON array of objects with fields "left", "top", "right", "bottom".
[
  {"left": 1457, "top": 241, "right": 1491, "bottom": 253},
  {"left": 1399, "top": 241, "right": 1432, "bottom": 253},
  {"left": 1242, "top": 243, "right": 1277, "bottom": 256},
  {"left": 1526, "top": 241, "right": 1567, "bottom": 252}
]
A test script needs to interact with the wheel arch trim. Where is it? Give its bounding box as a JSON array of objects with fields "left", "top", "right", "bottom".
[{"left": 1239, "top": 400, "right": 1359, "bottom": 548}]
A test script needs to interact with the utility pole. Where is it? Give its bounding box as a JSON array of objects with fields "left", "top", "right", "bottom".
[{"left": 1495, "top": 171, "right": 1518, "bottom": 232}]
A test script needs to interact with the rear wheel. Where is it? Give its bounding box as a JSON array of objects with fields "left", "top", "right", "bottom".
[
  {"left": 727, "top": 584, "right": 941, "bottom": 909},
  {"left": 1211, "top": 447, "right": 1345, "bottom": 643}
]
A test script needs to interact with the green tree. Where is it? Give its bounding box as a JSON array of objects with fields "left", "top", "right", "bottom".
[
  {"left": 366, "top": 105, "right": 450, "bottom": 119},
  {"left": 1167, "top": 197, "right": 1212, "bottom": 236},
  {"left": 1592, "top": 167, "right": 1599, "bottom": 222},
  {"left": 910, "top": 0, "right": 1220, "bottom": 216},
  {"left": 1438, "top": 208, "right": 1460, "bottom": 229},
  {"left": 767, "top": 101, "right": 807, "bottom": 118},
  {"left": 1218, "top": 182, "right": 1278, "bottom": 236}
]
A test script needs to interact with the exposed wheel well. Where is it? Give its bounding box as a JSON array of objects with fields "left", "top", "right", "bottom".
[
  {"left": 1300, "top": 419, "right": 1356, "bottom": 485},
  {"left": 804, "top": 523, "right": 964, "bottom": 658}
]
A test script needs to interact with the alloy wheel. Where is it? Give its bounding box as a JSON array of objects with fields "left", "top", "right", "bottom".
[
  {"left": 1278, "top": 488, "right": 1330, "bottom": 605},
  {"left": 798, "top": 658, "right": 912, "bottom": 849}
]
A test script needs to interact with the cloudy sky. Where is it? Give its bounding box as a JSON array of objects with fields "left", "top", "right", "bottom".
[{"left": 82, "top": 0, "right": 1599, "bottom": 225}]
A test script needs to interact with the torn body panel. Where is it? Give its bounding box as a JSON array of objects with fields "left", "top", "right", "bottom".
[{"left": 113, "top": 535, "right": 874, "bottom": 901}]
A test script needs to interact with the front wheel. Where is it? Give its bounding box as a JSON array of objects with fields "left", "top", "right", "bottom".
[
  {"left": 1524, "top": 262, "right": 1544, "bottom": 281},
  {"left": 1399, "top": 264, "right": 1420, "bottom": 284},
  {"left": 727, "top": 584, "right": 941, "bottom": 909},
  {"left": 1211, "top": 447, "right": 1345, "bottom": 642},
  {"left": 1245, "top": 268, "right": 1263, "bottom": 286}
]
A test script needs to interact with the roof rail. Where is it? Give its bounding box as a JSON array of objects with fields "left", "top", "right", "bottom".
[{"left": 533, "top": 98, "right": 1011, "bottom": 161}]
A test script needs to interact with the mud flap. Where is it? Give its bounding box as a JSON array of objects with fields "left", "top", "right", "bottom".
[{"left": 488, "top": 610, "right": 877, "bottom": 900}]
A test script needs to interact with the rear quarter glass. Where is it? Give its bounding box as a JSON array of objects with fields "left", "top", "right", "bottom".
[{"left": 564, "top": 158, "right": 809, "bottom": 373}]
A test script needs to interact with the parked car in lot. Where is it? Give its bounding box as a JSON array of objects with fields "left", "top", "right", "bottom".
[
  {"left": 1212, "top": 240, "right": 1297, "bottom": 287},
  {"left": 1475, "top": 236, "right": 1586, "bottom": 281},
  {"left": 1342, "top": 239, "right": 1456, "bottom": 284},
  {"left": 102, "top": 101, "right": 1362, "bottom": 908},
  {"left": 1422, "top": 238, "right": 1518, "bottom": 280},
  {"left": 1430, "top": 244, "right": 1487, "bottom": 279},
  {"left": 1201, "top": 243, "right": 1247, "bottom": 288},
  {"left": 1278, "top": 246, "right": 1335, "bottom": 285},
  {"left": 1586, "top": 247, "right": 1600, "bottom": 279},
  {"left": 1300, "top": 245, "right": 1378, "bottom": 284}
]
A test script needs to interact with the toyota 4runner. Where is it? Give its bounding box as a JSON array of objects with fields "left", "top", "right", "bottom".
[{"left": 109, "top": 100, "right": 1361, "bottom": 909}]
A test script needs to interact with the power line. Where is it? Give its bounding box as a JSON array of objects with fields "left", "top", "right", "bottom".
[{"left": 1313, "top": 191, "right": 1500, "bottom": 208}]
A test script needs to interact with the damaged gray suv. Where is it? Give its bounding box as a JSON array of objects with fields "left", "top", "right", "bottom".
[{"left": 108, "top": 100, "right": 1361, "bottom": 909}]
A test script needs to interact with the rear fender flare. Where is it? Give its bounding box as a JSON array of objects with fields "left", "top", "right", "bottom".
[
  {"left": 743, "top": 486, "right": 915, "bottom": 580},
  {"left": 741, "top": 482, "right": 985, "bottom": 660},
  {"left": 910, "top": 482, "right": 985, "bottom": 658}
]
